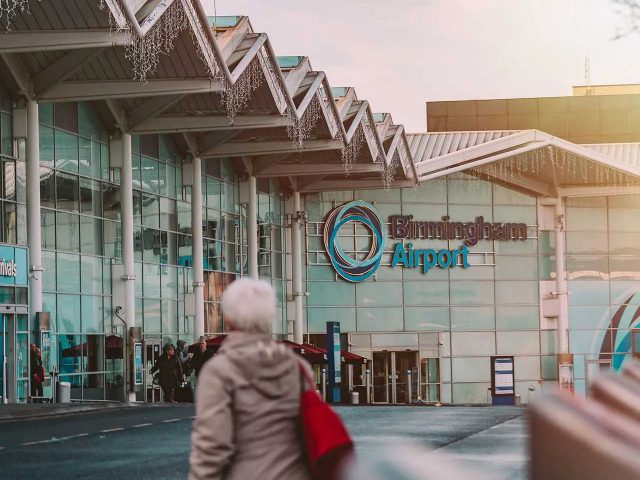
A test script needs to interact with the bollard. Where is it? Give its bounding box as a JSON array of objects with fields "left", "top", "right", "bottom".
[
  {"left": 321, "top": 368, "right": 327, "bottom": 401},
  {"left": 407, "top": 370, "right": 412, "bottom": 404},
  {"left": 365, "top": 368, "right": 371, "bottom": 404}
]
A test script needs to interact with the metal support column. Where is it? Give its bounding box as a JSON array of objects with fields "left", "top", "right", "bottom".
[
  {"left": 120, "top": 132, "right": 136, "bottom": 402},
  {"left": 554, "top": 197, "right": 573, "bottom": 392},
  {"left": 247, "top": 175, "right": 258, "bottom": 279},
  {"left": 292, "top": 191, "right": 304, "bottom": 344},
  {"left": 26, "top": 100, "right": 43, "bottom": 319},
  {"left": 192, "top": 156, "right": 205, "bottom": 341}
]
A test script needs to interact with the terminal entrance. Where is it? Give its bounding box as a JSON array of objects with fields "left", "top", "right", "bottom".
[
  {"left": 372, "top": 351, "right": 419, "bottom": 403},
  {"left": 372, "top": 351, "right": 440, "bottom": 404},
  {"left": 0, "top": 313, "right": 30, "bottom": 403}
]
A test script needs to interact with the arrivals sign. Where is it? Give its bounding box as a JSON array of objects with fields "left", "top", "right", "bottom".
[
  {"left": 0, "top": 245, "right": 28, "bottom": 286},
  {"left": 324, "top": 201, "right": 527, "bottom": 283}
]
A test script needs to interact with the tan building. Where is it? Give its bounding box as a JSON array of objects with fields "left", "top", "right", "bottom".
[{"left": 426, "top": 88, "right": 640, "bottom": 144}]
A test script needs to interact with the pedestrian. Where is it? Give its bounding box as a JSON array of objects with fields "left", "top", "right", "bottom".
[
  {"left": 191, "top": 336, "right": 214, "bottom": 378},
  {"left": 176, "top": 339, "right": 192, "bottom": 376},
  {"left": 30, "top": 344, "right": 45, "bottom": 403},
  {"left": 189, "top": 278, "right": 312, "bottom": 480},
  {"left": 150, "top": 344, "right": 183, "bottom": 403}
]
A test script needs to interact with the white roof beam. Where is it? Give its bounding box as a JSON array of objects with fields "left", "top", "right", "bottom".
[
  {"left": 300, "top": 178, "right": 414, "bottom": 193},
  {"left": 126, "top": 95, "right": 185, "bottom": 131},
  {"left": 34, "top": 48, "right": 105, "bottom": 97},
  {"left": 197, "top": 130, "right": 241, "bottom": 155},
  {"left": 201, "top": 139, "right": 342, "bottom": 158},
  {"left": 133, "top": 114, "right": 289, "bottom": 134},
  {"left": 470, "top": 167, "right": 555, "bottom": 197},
  {"left": 0, "top": 30, "right": 130, "bottom": 53},
  {"left": 557, "top": 186, "right": 640, "bottom": 197},
  {"left": 40, "top": 79, "right": 223, "bottom": 102},
  {"left": 256, "top": 162, "right": 380, "bottom": 177},
  {"left": 0, "top": 53, "right": 31, "bottom": 97}
]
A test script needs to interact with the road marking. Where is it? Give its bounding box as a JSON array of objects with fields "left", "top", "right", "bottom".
[
  {"left": 132, "top": 423, "right": 153, "bottom": 428},
  {"left": 100, "top": 428, "right": 124, "bottom": 433},
  {"left": 162, "top": 418, "right": 180, "bottom": 423},
  {"left": 20, "top": 432, "right": 90, "bottom": 447},
  {"left": 74, "top": 433, "right": 89, "bottom": 438}
]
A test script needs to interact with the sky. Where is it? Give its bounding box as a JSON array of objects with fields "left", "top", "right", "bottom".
[{"left": 202, "top": 0, "right": 640, "bottom": 132}]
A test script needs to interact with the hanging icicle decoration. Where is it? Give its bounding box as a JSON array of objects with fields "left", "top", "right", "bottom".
[
  {"left": 286, "top": 96, "right": 322, "bottom": 150},
  {"left": 0, "top": 0, "right": 29, "bottom": 30},
  {"left": 381, "top": 151, "right": 400, "bottom": 189},
  {"left": 99, "top": 0, "right": 223, "bottom": 83},
  {"left": 341, "top": 125, "right": 365, "bottom": 176},
  {"left": 122, "top": 1, "right": 191, "bottom": 81},
  {"left": 220, "top": 55, "right": 264, "bottom": 119}
]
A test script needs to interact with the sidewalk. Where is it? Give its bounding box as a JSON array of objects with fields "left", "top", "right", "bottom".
[{"left": 0, "top": 402, "right": 130, "bottom": 422}]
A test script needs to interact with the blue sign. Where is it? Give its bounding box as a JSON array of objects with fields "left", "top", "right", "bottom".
[
  {"left": 326, "top": 321, "right": 341, "bottom": 403},
  {"left": 0, "top": 245, "right": 28, "bottom": 286},
  {"left": 323, "top": 201, "right": 386, "bottom": 283}
]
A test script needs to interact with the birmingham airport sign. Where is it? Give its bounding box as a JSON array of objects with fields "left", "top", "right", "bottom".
[{"left": 323, "top": 201, "right": 527, "bottom": 283}]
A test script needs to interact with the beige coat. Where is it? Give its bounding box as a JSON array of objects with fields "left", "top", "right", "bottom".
[{"left": 189, "top": 331, "right": 312, "bottom": 480}]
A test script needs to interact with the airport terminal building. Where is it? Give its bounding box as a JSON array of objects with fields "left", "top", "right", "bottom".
[{"left": 0, "top": 0, "right": 639, "bottom": 405}]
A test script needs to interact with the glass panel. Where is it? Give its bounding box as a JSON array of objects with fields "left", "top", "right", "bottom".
[
  {"left": 82, "top": 299, "right": 104, "bottom": 333},
  {"left": 80, "top": 215, "right": 102, "bottom": 255},
  {"left": 451, "top": 306, "right": 494, "bottom": 330},
  {"left": 496, "top": 306, "right": 539, "bottom": 330},
  {"left": 451, "top": 332, "right": 495, "bottom": 356},
  {"left": 449, "top": 281, "right": 494, "bottom": 305},
  {"left": 55, "top": 172, "right": 79, "bottom": 212},
  {"left": 307, "top": 282, "right": 354, "bottom": 306},
  {"left": 404, "top": 307, "right": 449, "bottom": 331},
  {"left": 56, "top": 212, "right": 80, "bottom": 252},
  {"left": 57, "top": 253, "right": 80, "bottom": 293},
  {"left": 57, "top": 294, "right": 81, "bottom": 333},
  {"left": 81, "top": 255, "right": 103, "bottom": 295},
  {"left": 54, "top": 130, "right": 79, "bottom": 173},
  {"left": 356, "top": 307, "right": 403, "bottom": 331},
  {"left": 356, "top": 282, "right": 402, "bottom": 306},
  {"left": 307, "top": 307, "right": 356, "bottom": 333},
  {"left": 143, "top": 299, "right": 161, "bottom": 333},
  {"left": 495, "top": 281, "right": 538, "bottom": 304},
  {"left": 102, "top": 184, "right": 120, "bottom": 220},
  {"left": 451, "top": 357, "right": 491, "bottom": 382},
  {"left": 496, "top": 331, "right": 540, "bottom": 355},
  {"left": 80, "top": 178, "right": 101, "bottom": 216},
  {"left": 40, "top": 167, "right": 55, "bottom": 208},
  {"left": 566, "top": 207, "right": 607, "bottom": 231}
]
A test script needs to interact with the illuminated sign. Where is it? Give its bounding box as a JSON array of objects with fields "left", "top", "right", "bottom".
[
  {"left": 324, "top": 201, "right": 528, "bottom": 283},
  {"left": 0, "top": 260, "right": 17, "bottom": 277}
]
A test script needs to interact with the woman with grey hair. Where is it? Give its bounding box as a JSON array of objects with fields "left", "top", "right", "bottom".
[{"left": 189, "top": 278, "right": 311, "bottom": 480}]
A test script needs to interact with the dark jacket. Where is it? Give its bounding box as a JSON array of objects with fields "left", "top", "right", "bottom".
[
  {"left": 192, "top": 348, "right": 214, "bottom": 377},
  {"left": 30, "top": 352, "right": 45, "bottom": 385},
  {"left": 150, "top": 353, "right": 183, "bottom": 388}
]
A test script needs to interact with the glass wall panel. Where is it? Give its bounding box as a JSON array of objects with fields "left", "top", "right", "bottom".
[
  {"left": 403, "top": 307, "right": 449, "bottom": 331},
  {"left": 450, "top": 306, "right": 495, "bottom": 330},
  {"left": 356, "top": 307, "right": 403, "bottom": 331},
  {"left": 496, "top": 331, "right": 540, "bottom": 355},
  {"left": 451, "top": 332, "right": 495, "bottom": 356}
]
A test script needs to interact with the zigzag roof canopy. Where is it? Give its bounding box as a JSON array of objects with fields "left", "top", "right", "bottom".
[{"left": 0, "top": 0, "right": 639, "bottom": 196}]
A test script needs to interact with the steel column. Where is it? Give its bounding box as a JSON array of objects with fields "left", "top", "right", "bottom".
[
  {"left": 26, "top": 100, "right": 42, "bottom": 321},
  {"left": 120, "top": 132, "right": 136, "bottom": 402},
  {"left": 192, "top": 156, "right": 205, "bottom": 341},
  {"left": 292, "top": 191, "right": 304, "bottom": 344},
  {"left": 247, "top": 175, "right": 258, "bottom": 278}
]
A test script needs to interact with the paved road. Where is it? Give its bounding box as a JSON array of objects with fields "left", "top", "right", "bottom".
[{"left": 0, "top": 405, "right": 527, "bottom": 479}]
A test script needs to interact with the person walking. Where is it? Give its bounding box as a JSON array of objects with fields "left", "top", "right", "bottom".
[
  {"left": 176, "top": 339, "right": 192, "bottom": 376},
  {"left": 30, "top": 344, "right": 45, "bottom": 403},
  {"left": 191, "top": 336, "right": 214, "bottom": 378},
  {"left": 150, "top": 344, "right": 183, "bottom": 403},
  {"left": 189, "top": 278, "right": 312, "bottom": 480}
]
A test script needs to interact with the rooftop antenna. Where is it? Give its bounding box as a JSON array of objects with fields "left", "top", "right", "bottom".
[{"left": 584, "top": 57, "right": 593, "bottom": 96}]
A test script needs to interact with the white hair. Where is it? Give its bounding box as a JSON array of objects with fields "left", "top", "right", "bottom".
[{"left": 221, "top": 278, "right": 275, "bottom": 334}]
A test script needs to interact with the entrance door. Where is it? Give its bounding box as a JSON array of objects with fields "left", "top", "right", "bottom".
[
  {"left": 421, "top": 358, "right": 440, "bottom": 403},
  {"left": 372, "top": 351, "right": 391, "bottom": 403},
  {"left": 145, "top": 341, "right": 162, "bottom": 402},
  {"left": 372, "top": 351, "right": 419, "bottom": 404},
  {"left": 1, "top": 314, "right": 30, "bottom": 403},
  {"left": 395, "top": 351, "right": 418, "bottom": 404}
]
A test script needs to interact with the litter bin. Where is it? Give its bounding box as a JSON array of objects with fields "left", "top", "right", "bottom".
[
  {"left": 515, "top": 394, "right": 521, "bottom": 407},
  {"left": 351, "top": 391, "right": 359, "bottom": 405},
  {"left": 56, "top": 381, "right": 71, "bottom": 403}
]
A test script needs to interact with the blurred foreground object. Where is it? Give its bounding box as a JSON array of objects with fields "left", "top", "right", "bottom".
[
  {"left": 345, "top": 443, "right": 497, "bottom": 480},
  {"left": 529, "top": 360, "right": 640, "bottom": 480}
]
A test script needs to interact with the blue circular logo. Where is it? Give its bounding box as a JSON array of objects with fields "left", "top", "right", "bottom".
[{"left": 323, "top": 201, "right": 386, "bottom": 282}]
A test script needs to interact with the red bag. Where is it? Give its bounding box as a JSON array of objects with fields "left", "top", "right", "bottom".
[{"left": 299, "top": 363, "right": 354, "bottom": 480}]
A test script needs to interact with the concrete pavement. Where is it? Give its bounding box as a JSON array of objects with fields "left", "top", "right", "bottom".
[{"left": 0, "top": 405, "right": 528, "bottom": 479}]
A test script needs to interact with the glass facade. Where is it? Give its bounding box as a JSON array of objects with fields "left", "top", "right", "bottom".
[
  {"left": 0, "top": 84, "right": 638, "bottom": 404},
  {"left": 303, "top": 175, "right": 640, "bottom": 403}
]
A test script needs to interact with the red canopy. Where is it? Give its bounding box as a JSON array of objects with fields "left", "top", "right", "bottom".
[
  {"left": 341, "top": 350, "right": 367, "bottom": 365},
  {"left": 62, "top": 335, "right": 123, "bottom": 360}
]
